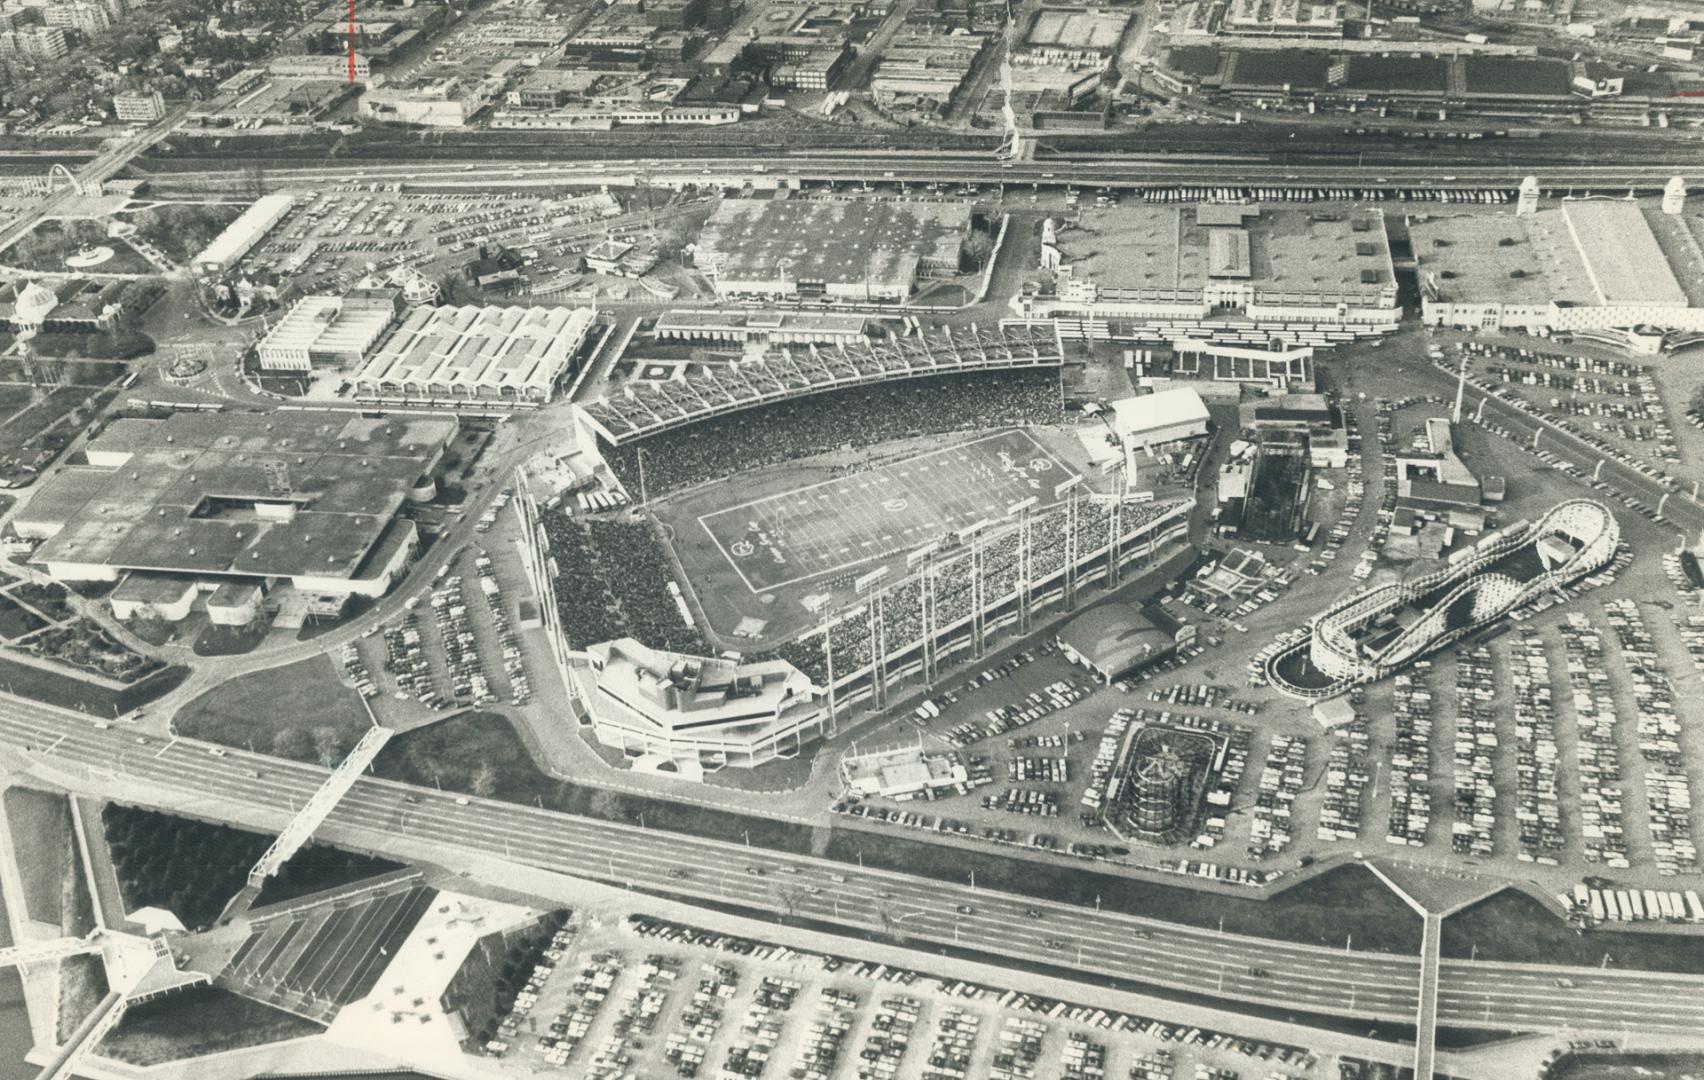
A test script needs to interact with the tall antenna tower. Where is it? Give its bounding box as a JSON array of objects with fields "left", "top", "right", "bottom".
[{"left": 996, "top": 0, "right": 1023, "bottom": 162}]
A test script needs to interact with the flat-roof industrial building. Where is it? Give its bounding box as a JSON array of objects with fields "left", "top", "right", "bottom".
[
  {"left": 1413, "top": 198, "right": 1704, "bottom": 349},
  {"left": 695, "top": 198, "right": 971, "bottom": 302},
  {"left": 257, "top": 289, "right": 403, "bottom": 373},
  {"left": 1024, "top": 203, "right": 1400, "bottom": 346},
  {"left": 17, "top": 411, "right": 455, "bottom": 616},
  {"left": 352, "top": 303, "right": 594, "bottom": 402},
  {"left": 193, "top": 194, "right": 295, "bottom": 276}
]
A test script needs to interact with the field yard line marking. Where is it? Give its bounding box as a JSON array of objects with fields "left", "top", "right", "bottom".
[
  {"left": 695, "top": 429, "right": 1023, "bottom": 525},
  {"left": 696, "top": 515, "right": 766, "bottom": 595}
]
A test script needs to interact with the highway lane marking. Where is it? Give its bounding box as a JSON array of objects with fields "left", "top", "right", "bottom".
[
  {"left": 12, "top": 709, "right": 1704, "bottom": 1027},
  {"left": 1, "top": 719, "right": 1672, "bottom": 990}
]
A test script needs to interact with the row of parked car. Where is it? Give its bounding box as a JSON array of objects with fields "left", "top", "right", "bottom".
[{"left": 1601, "top": 599, "right": 1697, "bottom": 874}]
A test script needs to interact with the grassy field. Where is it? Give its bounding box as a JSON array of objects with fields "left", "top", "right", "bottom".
[
  {"left": 175, "top": 654, "right": 369, "bottom": 760},
  {"left": 1551, "top": 1053, "right": 1704, "bottom": 1080},
  {"left": 56, "top": 953, "right": 109, "bottom": 1043},
  {"left": 96, "top": 985, "right": 323, "bottom": 1065},
  {"left": 2, "top": 788, "right": 71, "bottom": 926},
  {"left": 372, "top": 713, "right": 1430, "bottom": 954},
  {"left": 0, "top": 594, "right": 46, "bottom": 641},
  {"left": 372, "top": 712, "right": 813, "bottom": 854},
  {"left": 1442, "top": 890, "right": 1704, "bottom": 975},
  {"left": 0, "top": 654, "right": 188, "bottom": 716}
]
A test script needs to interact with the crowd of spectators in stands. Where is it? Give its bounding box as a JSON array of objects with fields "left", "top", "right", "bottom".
[
  {"left": 602, "top": 369, "right": 1063, "bottom": 498},
  {"left": 541, "top": 515, "right": 710, "bottom": 655},
  {"left": 762, "top": 498, "right": 1191, "bottom": 684}
]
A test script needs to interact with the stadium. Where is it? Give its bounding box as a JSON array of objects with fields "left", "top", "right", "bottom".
[
  {"left": 1266, "top": 499, "right": 1619, "bottom": 699},
  {"left": 512, "top": 325, "right": 1194, "bottom": 769}
]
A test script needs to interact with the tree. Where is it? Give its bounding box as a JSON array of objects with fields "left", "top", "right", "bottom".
[
  {"left": 469, "top": 760, "right": 498, "bottom": 799},
  {"left": 272, "top": 726, "right": 312, "bottom": 761},
  {"left": 312, "top": 726, "right": 349, "bottom": 766}
]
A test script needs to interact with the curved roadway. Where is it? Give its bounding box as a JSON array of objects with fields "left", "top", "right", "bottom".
[{"left": 1, "top": 696, "right": 1701, "bottom": 1035}]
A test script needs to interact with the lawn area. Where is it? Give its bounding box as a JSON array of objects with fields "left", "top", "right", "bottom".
[
  {"left": 102, "top": 803, "right": 406, "bottom": 930},
  {"left": 0, "top": 652, "right": 188, "bottom": 716},
  {"left": 30, "top": 330, "right": 155, "bottom": 361},
  {"left": 175, "top": 654, "right": 370, "bottom": 761},
  {"left": 56, "top": 953, "right": 108, "bottom": 1043},
  {"left": 0, "top": 384, "right": 119, "bottom": 483},
  {"left": 125, "top": 202, "right": 244, "bottom": 265},
  {"left": 191, "top": 619, "right": 272, "bottom": 657},
  {"left": 0, "top": 594, "right": 47, "bottom": 641},
  {"left": 371, "top": 712, "right": 813, "bottom": 854},
  {"left": 1442, "top": 889, "right": 1704, "bottom": 975},
  {"left": 1, "top": 220, "right": 156, "bottom": 275},
  {"left": 96, "top": 985, "right": 324, "bottom": 1065},
  {"left": 3, "top": 788, "right": 71, "bottom": 926},
  {"left": 1552, "top": 1053, "right": 1704, "bottom": 1080}
]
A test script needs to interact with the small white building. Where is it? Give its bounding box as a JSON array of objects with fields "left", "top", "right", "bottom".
[
  {"left": 110, "top": 574, "right": 197, "bottom": 622},
  {"left": 841, "top": 745, "right": 967, "bottom": 799},
  {"left": 1111, "top": 387, "right": 1210, "bottom": 481},
  {"left": 206, "top": 581, "right": 264, "bottom": 626}
]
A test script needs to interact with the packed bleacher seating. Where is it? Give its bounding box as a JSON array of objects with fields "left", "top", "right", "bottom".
[
  {"left": 581, "top": 324, "right": 1061, "bottom": 444},
  {"left": 541, "top": 515, "right": 710, "bottom": 654},
  {"left": 601, "top": 368, "right": 1063, "bottom": 498},
  {"left": 537, "top": 477, "right": 1189, "bottom": 686},
  {"left": 758, "top": 498, "right": 1190, "bottom": 684}
]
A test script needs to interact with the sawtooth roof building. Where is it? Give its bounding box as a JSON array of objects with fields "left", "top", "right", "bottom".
[
  {"left": 1023, "top": 203, "right": 1401, "bottom": 347},
  {"left": 352, "top": 303, "right": 595, "bottom": 402},
  {"left": 17, "top": 411, "right": 455, "bottom": 605}
]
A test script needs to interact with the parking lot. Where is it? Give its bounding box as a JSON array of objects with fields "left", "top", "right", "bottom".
[
  {"left": 339, "top": 513, "right": 542, "bottom": 720},
  {"left": 797, "top": 334, "right": 1704, "bottom": 904},
  {"left": 243, "top": 183, "right": 707, "bottom": 307},
  {"left": 477, "top": 904, "right": 1326, "bottom": 1080}
]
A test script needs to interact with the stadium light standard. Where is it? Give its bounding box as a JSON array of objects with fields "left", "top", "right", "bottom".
[{"left": 636, "top": 446, "right": 649, "bottom": 508}]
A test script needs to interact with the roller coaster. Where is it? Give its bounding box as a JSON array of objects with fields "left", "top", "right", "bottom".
[{"left": 1267, "top": 499, "right": 1619, "bottom": 699}]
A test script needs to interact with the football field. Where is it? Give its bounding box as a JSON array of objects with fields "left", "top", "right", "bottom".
[{"left": 697, "top": 429, "right": 1079, "bottom": 594}]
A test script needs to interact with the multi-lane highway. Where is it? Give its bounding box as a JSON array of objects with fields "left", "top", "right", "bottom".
[
  {"left": 1, "top": 695, "right": 1702, "bottom": 1036},
  {"left": 110, "top": 153, "right": 1704, "bottom": 195}
]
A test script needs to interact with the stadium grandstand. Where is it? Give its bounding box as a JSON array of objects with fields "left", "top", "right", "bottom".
[
  {"left": 517, "top": 463, "right": 1192, "bottom": 743},
  {"left": 1267, "top": 499, "right": 1619, "bottom": 699},
  {"left": 573, "top": 323, "right": 1063, "bottom": 445},
  {"left": 599, "top": 367, "right": 1064, "bottom": 499}
]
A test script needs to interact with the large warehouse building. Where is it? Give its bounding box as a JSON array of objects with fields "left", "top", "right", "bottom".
[
  {"left": 695, "top": 198, "right": 971, "bottom": 302},
  {"left": 193, "top": 193, "right": 295, "bottom": 276},
  {"left": 1413, "top": 197, "right": 1704, "bottom": 349},
  {"left": 16, "top": 411, "right": 456, "bottom": 618},
  {"left": 1022, "top": 203, "right": 1400, "bottom": 346},
  {"left": 352, "top": 303, "right": 595, "bottom": 402}
]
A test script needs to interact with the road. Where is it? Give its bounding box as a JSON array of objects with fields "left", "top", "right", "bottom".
[
  {"left": 120, "top": 153, "right": 1704, "bottom": 195},
  {"left": 1, "top": 695, "right": 1702, "bottom": 1036}
]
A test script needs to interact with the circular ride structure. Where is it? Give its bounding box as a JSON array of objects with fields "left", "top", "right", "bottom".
[{"left": 1267, "top": 499, "right": 1619, "bottom": 699}]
